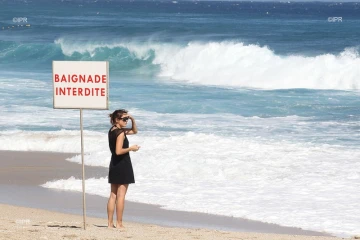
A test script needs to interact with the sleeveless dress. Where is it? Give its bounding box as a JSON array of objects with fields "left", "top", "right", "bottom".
[{"left": 108, "top": 127, "right": 135, "bottom": 184}]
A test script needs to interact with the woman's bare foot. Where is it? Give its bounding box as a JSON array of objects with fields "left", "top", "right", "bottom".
[
  {"left": 116, "top": 223, "right": 125, "bottom": 230},
  {"left": 107, "top": 224, "right": 116, "bottom": 229}
]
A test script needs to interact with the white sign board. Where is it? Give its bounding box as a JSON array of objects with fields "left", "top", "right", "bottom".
[{"left": 53, "top": 61, "right": 109, "bottom": 109}]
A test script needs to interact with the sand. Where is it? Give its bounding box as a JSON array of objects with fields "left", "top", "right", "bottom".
[
  {"left": 1, "top": 204, "right": 350, "bottom": 240},
  {"left": 0, "top": 150, "right": 352, "bottom": 240}
]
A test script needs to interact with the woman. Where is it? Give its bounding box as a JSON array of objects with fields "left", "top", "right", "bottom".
[{"left": 107, "top": 109, "right": 140, "bottom": 229}]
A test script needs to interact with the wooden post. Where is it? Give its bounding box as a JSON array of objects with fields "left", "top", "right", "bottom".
[{"left": 80, "top": 109, "right": 86, "bottom": 230}]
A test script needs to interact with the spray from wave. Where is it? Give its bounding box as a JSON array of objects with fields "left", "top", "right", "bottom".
[{"left": 153, "top": 42, "right": 360, "bottom": 90}]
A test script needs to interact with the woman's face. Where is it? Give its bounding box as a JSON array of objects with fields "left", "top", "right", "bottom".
[{"left": 116, "top": 114, "right": 129, "bottom": 127}]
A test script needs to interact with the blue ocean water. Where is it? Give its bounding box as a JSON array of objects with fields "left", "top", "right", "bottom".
[{"left": 1, "top": 0, "right": 360, "bottom": 236}]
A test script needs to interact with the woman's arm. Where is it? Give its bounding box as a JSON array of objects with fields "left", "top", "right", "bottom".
[
  {"left": 115, "top": 132, "right": 133, "bottom": 155},
  {"left": 123, "top": 115, "right": 138, "bottom": 135}
]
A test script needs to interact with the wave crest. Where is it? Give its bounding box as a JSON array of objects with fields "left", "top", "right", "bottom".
[
  {"left": 55, "top": 39, "right": 360, "bottom": 89},
  {"left": 154, "top": 42, "right": 360, "bottom": 90},
  {"left": 3, "top": 38, "right": 360, "bottom": 90}
]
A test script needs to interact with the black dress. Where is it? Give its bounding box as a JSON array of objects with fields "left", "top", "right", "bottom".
[{"left": 108, "top": 127, "right": 135, "bottom": 184}]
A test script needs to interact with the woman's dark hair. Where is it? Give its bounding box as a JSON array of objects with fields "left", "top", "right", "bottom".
[{"left": 109, "top": 109, "right": 128, "bottom": 125}]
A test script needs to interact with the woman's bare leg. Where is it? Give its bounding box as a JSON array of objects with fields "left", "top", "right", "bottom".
[
  {"left": 115, "top": 184, "right": 129, "bottom": 228},
  {"left": 107, "top": 183, "right": 118, "bottom": 228}
]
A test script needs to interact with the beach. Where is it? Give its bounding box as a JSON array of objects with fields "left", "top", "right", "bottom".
[
  {"left": 2, "top": 0, "right": 360, "bottom": 236},
  {"left": 0, "top": 204, "right": 349, "bottom": 240},
  {"left": 0, "top": 150, "right": 350, "bottom": 240}
]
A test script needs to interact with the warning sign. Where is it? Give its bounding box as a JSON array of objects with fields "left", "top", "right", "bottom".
[{"left": 53, "top": 61, "right": 109, "bottom": 109}]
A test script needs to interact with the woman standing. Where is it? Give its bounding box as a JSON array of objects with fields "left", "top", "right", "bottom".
[{"left": 107, "top": 109, "right": 140, "bottom": 229}]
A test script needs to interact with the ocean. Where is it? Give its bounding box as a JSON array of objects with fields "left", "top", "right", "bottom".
[{"left": 1, "top": 0, "right": 360, "bottom": 237}]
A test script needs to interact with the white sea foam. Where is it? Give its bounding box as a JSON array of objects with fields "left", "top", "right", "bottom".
[
  {"left": 2, "top": 128, "right": 357, "bottom": 236},
  {"left": 0, "top": 130, "right": 106, "bottom": 153},
  {"left": 39, "top": 131, "right": 360, "bottom": 237},
  {"left": 56, "top": 38, "right": 360, "bottom": 90}
]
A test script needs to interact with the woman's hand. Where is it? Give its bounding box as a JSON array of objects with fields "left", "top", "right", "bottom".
[
  {"left": 123, "top": 113, "right": 138, "bottom": 135},
  {"left": 130, "top": 145, "right": 140, "bottom": 152}
]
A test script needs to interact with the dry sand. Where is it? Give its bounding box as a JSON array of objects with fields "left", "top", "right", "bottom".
[{"left": 0, "top": 204, "right": 348, "bottom": 240}]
